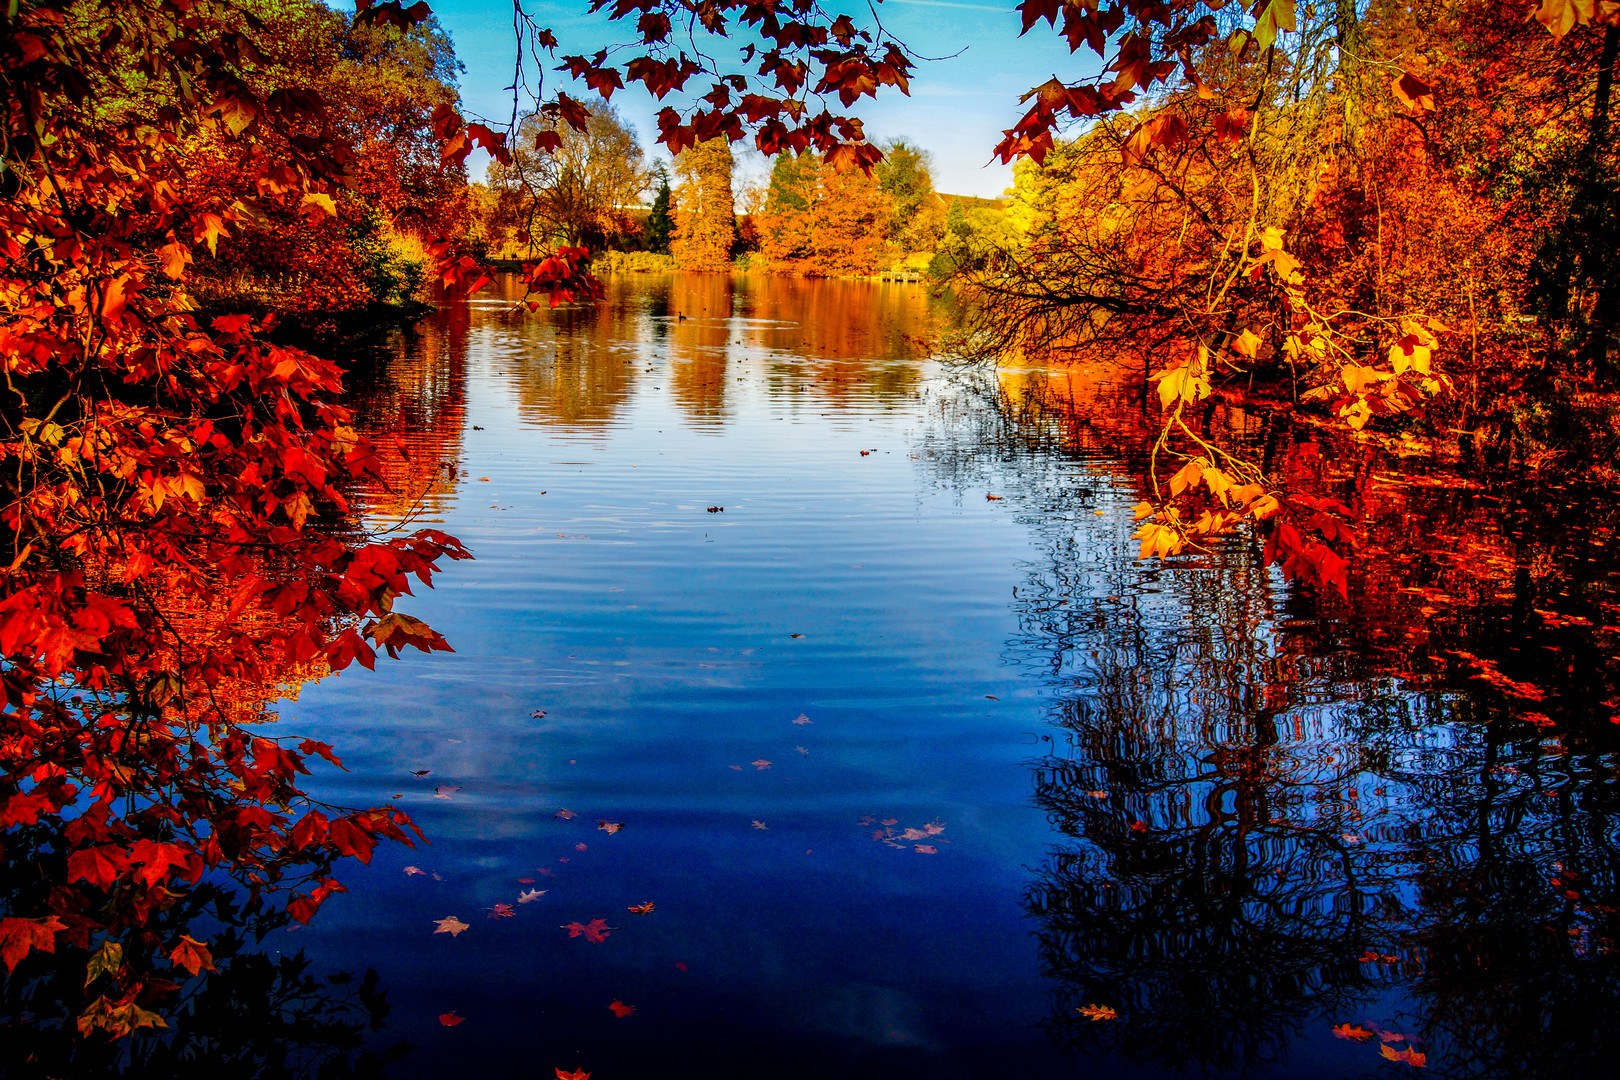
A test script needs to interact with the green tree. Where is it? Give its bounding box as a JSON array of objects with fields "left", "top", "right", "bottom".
[
  {"left": 875, "top": 139, "right": 946, "bottom": 253},
  {"left": 646, "top": 162, "right": 674, "bottom": 253}
]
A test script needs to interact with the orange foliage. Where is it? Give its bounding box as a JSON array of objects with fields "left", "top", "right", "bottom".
[
  {"left": 671, "top": 139, "right": 737, "bottom": 272},
  {"left": 758, "top": 152, "right": 892, "bottom": 276}
]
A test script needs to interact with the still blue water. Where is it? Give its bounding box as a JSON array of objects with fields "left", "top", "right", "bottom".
[{"left": 266, "top": 275, "right": 1616, "bottom": 1079}]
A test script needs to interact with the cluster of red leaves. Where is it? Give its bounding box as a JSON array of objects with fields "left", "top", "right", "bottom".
[
  {"left": 542, "top": 0, "right": 911, "bottom": 169},
  {"left": 0, "top": 0, "right": 527, "bottom": 1039}
]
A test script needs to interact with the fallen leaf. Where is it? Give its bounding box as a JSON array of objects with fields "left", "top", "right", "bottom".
[
  {"left": 411, "top": 769, "right": 430, "bottom": 777},
  {"left": 793, "top": 714, "right": 812, "bottom": 724},
  {"left": 433, "top": 916, "right": 469, "bottom": 937},
  {"left": 608, "top": 1000, "right": 635, "bottom": 1018},
  {"left": 986, "top": 493, "right": 1003, "bottom": 500},
  {"left": 707, "top": 506, "right": 723, "bottom": 512},
  {"left": 1078, "top": 1004, "right": 1118, "bottom": 1021},
  {"left": 554, "top": 808, "right": 576, "bottom": 819},
  {"left": 489, "top": 903, "right": 515, "bottom": 919},
  {"left": 627, "top": 901, "right": 656, "bottom": 914},
  {"left": 434, "top": 785, "right": 458, "bottom": 799},
  {"left": 555, "top": 1069, "right": 590, "bottom": 1080},
  {"left": 985, "top": 694, "right": 999, "bottom": 700},
  {"left": 728, "top": 765, "right": 744, "bottom": 771},
  {"left": 675, "top": 961, "right": 688, "bottom": 971},
  {"left": 915, "top": 844, "right": 938, "bottom": 854},
  {"left": 519, "top": 889, "right": 547, "bottom": 903},
  {"left": 597, "top": 821, "right": 625, "bottom": 834},
  {"left": 752, "top": 759, "right": 771, "bottom": 770},
  {"left": 790, "top": 633, "right": 804, "bottom": 638},
  {"left": 1087, "top": 791, "right": 1107, "bottom": 799},
  {"left": 518, "top": 877, "right": 535, "bottom": 884},
  {"left": 1130, "top": 820, "right": 1148, "bottom": 832},
  {"left": 440, "top": 1011, "right": 464, "bottom": 1027},
  {"left": 860, "top": 450, "right": 871, "bottom": 456},
  {"left": 795, "top": 746, "right": 809, "bottom": 755},
  {"left": 404, "top": 866, "right": 425, "bottom": 876},
  {"left": 562, "top": 919, "right": 612, "bottom": 942},
  {"left": 1333, "top": 1023, "right": 1375, "bottom": 1042},
  {"left": 752, "top": 820, "right": 769, "bottom": 830},
  {"left": 574, "top": 843, "right": 587, "bottom": 851},
  {"left": 532, "top": 710, "right": 547, "bottom": 718}
]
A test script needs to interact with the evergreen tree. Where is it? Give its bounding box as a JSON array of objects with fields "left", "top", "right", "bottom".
[{"left": 646, "top": 163, "right": 674, "bottom": 253}]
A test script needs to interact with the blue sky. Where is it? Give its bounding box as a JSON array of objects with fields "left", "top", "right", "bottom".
[{"left": 381, "top": 1, "right": 1103, "bottom": 199}]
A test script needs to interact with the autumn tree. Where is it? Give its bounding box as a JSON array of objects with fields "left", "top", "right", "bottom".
[
  {"left": 0, "top": 0, "right": 597, "bottom": 1041},
  {"left": 758, "top": 150, "right": 891, "bottom": 275},
  {"left": 919, "top": 0, "right": 1620, "bottom": 598},
  {"left": 178, "top": 0, "right": 469, "bottom": 317},
  {"left": 670, "top": 138, "right": 737, "bottom": 272},
  {"left": 486, "top": 95, "right": 650, "bottom": 252}
]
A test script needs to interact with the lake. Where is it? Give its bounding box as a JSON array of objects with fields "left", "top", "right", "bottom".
[{"left": 268, "top": 273, "right": 1616, "bottom": 1079}]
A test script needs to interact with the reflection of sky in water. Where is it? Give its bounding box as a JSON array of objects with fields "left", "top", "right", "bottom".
[
  {"left": 292, "top": 276, "right": 1082, "bottom": 1078},
  {"left": 271, "top": 277, "right": 1613, "bottom": 1079}
]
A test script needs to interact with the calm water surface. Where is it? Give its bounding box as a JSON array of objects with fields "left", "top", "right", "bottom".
[{"left": 267, "top": 274, "right": 1617, "bottom": 1079}]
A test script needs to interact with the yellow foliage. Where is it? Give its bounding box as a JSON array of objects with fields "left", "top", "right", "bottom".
[{"left": 670, "top": 139, "right": 737, "bottom": 272}]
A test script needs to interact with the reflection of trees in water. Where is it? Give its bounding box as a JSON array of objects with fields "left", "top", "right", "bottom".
[
  {"left": 921, "top": 376, "right": 1620, "bottom": 1078},
  {"left": 667, "top": 274, "right": 734, "bottom": 423},
  {"left": 1395, "top": 733, "right": 1620, "bottom": 1079},
  {"left": 464, "top": 273, "right": 946, "bottom": 429},
  {"left": 2, "top": 869, "right": 404, "bottom": 1079},
  {"left": 1026, "top": 563, "right": 1404, "bottom": 1075},
  {"left": 346, "top": 303, "right": 468, "bottom": 520}
]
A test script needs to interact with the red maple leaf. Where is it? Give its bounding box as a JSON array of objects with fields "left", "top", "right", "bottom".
[
  {"left": 608, "top": 999, "right": 635, "bottom": 1017},
  {"left": 169, "top": 935, "right": 216, "bottom": 977},
  {"left": 0, "top": 917, "right": 64, "bottom": 973}
]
